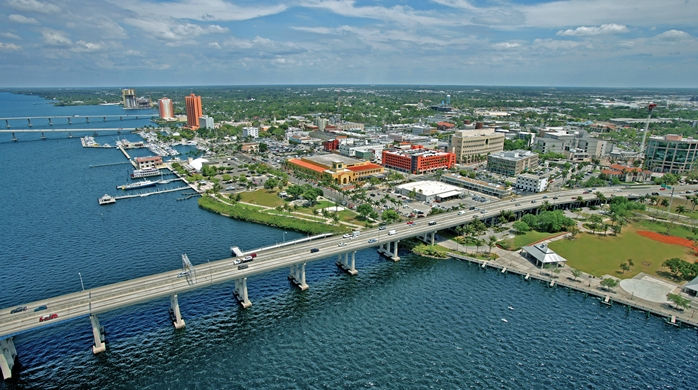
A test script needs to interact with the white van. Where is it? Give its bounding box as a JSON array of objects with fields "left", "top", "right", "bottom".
[{"left": 388, "top": 230, "right": 397, "bottom": 236}]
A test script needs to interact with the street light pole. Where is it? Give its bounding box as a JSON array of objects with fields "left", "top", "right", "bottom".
[{"left": 78, "top": 272, "right": 85, "bottom": 292}]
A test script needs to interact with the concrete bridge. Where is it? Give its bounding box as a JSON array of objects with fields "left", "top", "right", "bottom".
[
  {"left": 0, "top": 185, "right": 678, "bottom": 379},
  {"left": 1, "top": 114, "right": 156, "bottom": 129},
  {"left": 0, "top": 128, "right": 139, "bottom": 141}
]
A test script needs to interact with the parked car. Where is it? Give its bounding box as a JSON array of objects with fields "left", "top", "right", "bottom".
[
  {"left": 10, "top": 306, "right": 27, "bottom": 314},
  {"left": 39, "top": 313, "right": 58, "bottom": 322}
]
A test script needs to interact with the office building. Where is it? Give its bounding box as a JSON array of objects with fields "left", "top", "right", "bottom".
[
  {"left": 487, "top": 150, "right": 539, "bottom": 176},
  {"left": 449, "top": 128, "right": 505, "bottom": 164},
  {"left": 533, "top": 130, "right": 609, "bottom": 160},
  {"left": 395, "top": 181, "right": 464, "bottom": 202},
  {"left": 158, "top": 98, "right": 173, "bottom": 119},
  {"left": 382, "top": 147, "right": 456, "bottom": 174},
  {"left": 644, "top": 134, "right": 698, "bottom": 174},
  {"left": 122, "top": 89, "right": 137, "bottom": 109},
  {"left": 515, "top": 174, "right": 548, "bottom": 193},
  {"left": 185, "top": 93, "right": 202, "bottom": 130}
]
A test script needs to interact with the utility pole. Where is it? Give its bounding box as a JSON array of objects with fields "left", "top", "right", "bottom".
[{"left": 638, "top": 103, "right": 657, "bottom": 164}]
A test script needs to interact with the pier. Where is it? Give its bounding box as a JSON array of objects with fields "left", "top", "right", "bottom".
[
  {"left": 117, "top": 145, "right": 137, "bottom": 168},
  {"left": 0, "top": 184, "right": 695, "bottom": 380},
  {"left": 449, "top": 253, "right": 698, "bottom": 328},
  {"left": 111, "top": 186, "right": 192, "bottom": 201}
]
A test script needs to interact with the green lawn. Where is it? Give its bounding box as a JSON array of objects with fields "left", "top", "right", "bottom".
[
  {"left": 500, "top": 230, "right": 564, "bottom": 251},
  {"left": 238, "top": 189, "right": 285, "bottom": 207},
  {"left": 652, "top": 196, "right": 698, "bottom": 219},
  {"left": 548, "top": 227, "right": 693, "bottom": 279},
  {"left": 636, "top": 219, "right": 697, "bottom": 240}
]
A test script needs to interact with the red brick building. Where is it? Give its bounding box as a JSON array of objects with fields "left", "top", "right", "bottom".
[
  {"left": 382, "top": 147, "right": 456, "bottom": 174},
  {"left": 323, "top": 139, "right": 339, "bottom": 151}
]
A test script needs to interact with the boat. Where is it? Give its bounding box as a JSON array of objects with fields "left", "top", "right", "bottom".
[
  {"left": 117, "top": 180, "right": 157, "bottom": 190},
  {"left": 98, "top": 194, "right": 116, "bottom": 205},
  {"left": 131, "top": 168, "right": 160, "bottom": 179}
]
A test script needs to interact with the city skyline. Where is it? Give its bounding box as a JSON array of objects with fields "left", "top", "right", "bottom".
[{"left": 1, "top": 0, "right": 697, "bottom": 88}]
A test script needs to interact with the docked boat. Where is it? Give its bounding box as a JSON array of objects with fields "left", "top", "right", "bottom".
[
  {"left": 117, "top": 179, "right": 157, "bottom": 190},
  {"left": 98, "top": 194, "right": 116, "bottom": 205},
  {"left": 131, "top": 168, "right": 160, "bottom": 179}
]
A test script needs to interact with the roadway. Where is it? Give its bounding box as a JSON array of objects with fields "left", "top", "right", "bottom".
[{"left": 0, "top": 184, "right": 692, "bottom": 339}]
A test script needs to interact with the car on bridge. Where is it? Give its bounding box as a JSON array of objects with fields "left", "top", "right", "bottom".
[
  {"left": 34, "top": 305, "right": 47, "bottom": 312},
  {"left": 10, "top": 306, "right": 27, "bottom": 314},
  {"left": 238, "top": 264, "right": 248, "bottom": 270},
  {"left": 39, "top": 313, "right": 58, "bottom": 322},
  {"left": 368, "top": 238, "right": 378, "bottom": 244},
  {"left": 310, "top": 248, "right": 319, "bottom": 253},
  {"left": 338, "top": 242, "right": 347, "bottom": 247}
]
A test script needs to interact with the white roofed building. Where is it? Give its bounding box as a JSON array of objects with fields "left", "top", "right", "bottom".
[{"left": 521, "top": 243, "right": 567, "bottom": 268}]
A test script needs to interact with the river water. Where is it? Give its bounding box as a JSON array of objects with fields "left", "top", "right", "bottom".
[{"left": 0, "top": 92, "right": 696, "bottom": 389}]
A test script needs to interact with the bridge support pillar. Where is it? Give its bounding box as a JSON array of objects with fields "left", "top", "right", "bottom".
[
  {"left": 67, "top": 117, "right": 71, "bottom": 125},
  {"left": 378, "top": 241, "right": 400, "bottom": 261},
  {"left": 0, "top": 338, "right": 17, "bottom": 380},
  {"left": 169, "top": 294, "right": 186, "bottom": 329},
  {"left": 4, "top": 119, "right": 8, "bottom": 128},
  {"left": 337, "top": 251, "right": 358, "bottom": 275},
  {"left": 86, "top": 117, "right": 89, "bottom": 123},
  {"left": 234, "top": 278, "right": 252, "bottom": 308},
  {"left": 11, "top": 132, "right": 17, "bottom": 142},
  {"left": 40, "top": 131, "right": 46, "bottom": 140},
  {"left": 289, "top": 263, "right": 309, "bottom": 290},
  {"left": 27, "top": 118, "right": 31, "bottom": 127},
  {"left": 103, "top": 116, "right": 106, "bottom": 122},
  {"left": 90, "top": 314, "right": 106, "bottom": 354}
]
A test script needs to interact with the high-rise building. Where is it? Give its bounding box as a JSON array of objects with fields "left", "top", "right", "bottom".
[
  {"left": 185, "top": 93, "right": 202, "bottom": 129},
  {"left": 645, "top": 134, "right": 698, "bottom": 173},
  {"left": 122, "top": 88, "right": 137, "bottom": 109},
  {"left": 449, "top": 128, "right": 505, "bottom": 164},
  {"left": 158, "top": 97, "right": 173, "bottom": 119}
]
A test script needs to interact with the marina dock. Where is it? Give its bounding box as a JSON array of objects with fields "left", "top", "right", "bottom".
[
  {"left": 113, "top": 186, "right": 192, "bottom": 201},
  {"left": 117, "top": 145, "right": 137, "bottom": 168}
]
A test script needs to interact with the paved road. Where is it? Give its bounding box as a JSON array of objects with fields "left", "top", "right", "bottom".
[{"left": 1, "top": 184, "right": 693, "bottom": 339}]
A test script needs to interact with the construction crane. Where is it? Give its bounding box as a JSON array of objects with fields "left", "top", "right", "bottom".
[{"left": 638, "top": 102, "right": 657, "bottom": 157}]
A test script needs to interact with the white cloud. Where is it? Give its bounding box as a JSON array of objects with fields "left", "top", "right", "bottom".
[
  {"left": 8, "top": 14, "right": 39, "bottom": 24},
  {"left": 492, "top": 42, "right": 521, "bottom": 50},
  {"left": 655, "top": 29, "right": 692, "bottom": 41},
  {"left": 125, "top": 18, "right": 228, "bottom": 42},
  {"left": 1, "top": 32, "right": 22, "bottom": 40},
  {"left": 7, "top": 0, "right": 59, "bottom": 14},
  {"left": 557, "top": 24, "right": 628, "bottom": 37},
  {"left": 0, "top": 41, "right": 21, "bottom": 51},
  {"left": 41, "top": 29, "right": 72, "bottom": 46},
  {"left": 532, "top": 39, "right": 586, "bottom": 51},
  {"left": 301, "top": 0, "right": 443, "bottom": 26},
  {"left": 71, "top": 40, "right": 103, "bottom": 52},
  {"left": 116, "top": 0, "right": 288, "bottom": 22}
]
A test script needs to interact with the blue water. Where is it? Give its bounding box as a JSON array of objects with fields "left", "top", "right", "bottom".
[{"left": 1, "top": 92, "right": 697, "bottom": 389}]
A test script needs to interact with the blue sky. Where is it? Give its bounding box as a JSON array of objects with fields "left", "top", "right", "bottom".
[{"left": 1, "top": 0, "right": 697, "bottom": 87}]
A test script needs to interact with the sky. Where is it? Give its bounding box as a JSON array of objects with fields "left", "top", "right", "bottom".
[{"left": 1, "top": 0, "right": 697, "bottom": 88}]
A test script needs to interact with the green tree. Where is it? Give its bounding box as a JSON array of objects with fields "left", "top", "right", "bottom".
[
  {"left": 512, "top": 221, "right": 530, "bottom": 234},
  {"left": 357, "top": 203, "right": 374, "bottom": 220},
  {"left": 381, "top": 209, "right": 400, "bottom": 223},
  {"left": 676, "top": 205, "right": 687, "bottom": 214},
  {"left": 666, "top": 293, "right": 690, "bottom": 310},
  {"left": 571, "top": 269, "right": 582, "bottom": 281},
  {"left": 487, "top": 235, "right": 498, "bottom": 254},
  {"left": 600, "top": 278, "right": 619, "bottom": 291},
  {"left": 264, "top": 177, "right": 278, "bottom": 190}
]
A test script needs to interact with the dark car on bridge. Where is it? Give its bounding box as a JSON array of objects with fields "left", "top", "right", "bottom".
[
  {"left": 310, "top": 248, "right": 319, "bottom": 253},
  {"left": 10, "top": 306, "right": 27, "bottom": 314},
  {"left": 34, "top": 305, "right": 47, "bottom": 312}
]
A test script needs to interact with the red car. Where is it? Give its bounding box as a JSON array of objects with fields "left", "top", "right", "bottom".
[
  {"left": 406, "top": 221, "right": 415, "bottom": 225},
  {"left": 39, "top": 313, "right": 58, "bottom": 322},
  {"left": 659, "top": 188, "right": 666, "bottom": 191}
]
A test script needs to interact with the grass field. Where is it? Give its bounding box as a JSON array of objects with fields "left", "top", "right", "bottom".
[
  {"left": 652, "top": 196, "right": 698, "bottom": 219},
  {"left": 238, "top": 189, "right": 285, "bottom": 207},
  {"left": 548, "top": 225, "right": 693, "bottom": 279},
  {"left": 636, "top": 219, "right": 697, "bottom": 240},
  {"left": 499, "top": 230, "right": 564, "bottom": 251}
]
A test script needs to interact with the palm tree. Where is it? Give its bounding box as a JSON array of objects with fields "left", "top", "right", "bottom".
[
  {"left": 500, "top": 209, "right": 515, "bottom": 222},
  {"left": 576, "top": 196, "right": 584, "bottom": 208},
  {"left": 689, "top": 196, "right": 698, "bottom": 211},
  {"left": 474, "top": 238, "right": 483, "bottom": 253},
  {"left": 660, "top": 199, "right": 670, "bottom": 208},
  {"left": 676, "top": 205, "right": 687, "bottom": 214},
  {"left": 571, "top": 269, "right": 582, "bottom": 281},
  {"left": 541, "top": 200, "right": 551, "bottom": 211},
  {"left": 595, "top": 191, "right": 607, "bottom": 207},
  {"left": 487, "top": 235, "right": 498, "bottom": 254}
]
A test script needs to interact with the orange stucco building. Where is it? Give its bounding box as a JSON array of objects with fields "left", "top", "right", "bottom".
[{"left": 185, "top": 93, "right": 202, "bottom": 129}]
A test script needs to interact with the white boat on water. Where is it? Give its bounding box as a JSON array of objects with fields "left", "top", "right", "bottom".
[{"left": 98, "top": 194, "right": 116, "bottom": 205}]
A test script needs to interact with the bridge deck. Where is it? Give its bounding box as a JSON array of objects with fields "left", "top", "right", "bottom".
[{"left": 0, "top": 185, "right": 678, "bottom": 339}]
